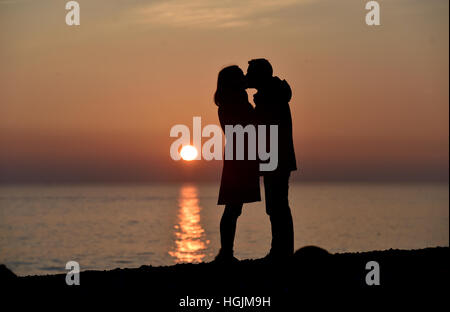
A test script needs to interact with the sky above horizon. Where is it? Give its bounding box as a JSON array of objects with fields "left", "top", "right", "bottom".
[{"left": 0, "top": 0, "right": 449, "bottom": 183}]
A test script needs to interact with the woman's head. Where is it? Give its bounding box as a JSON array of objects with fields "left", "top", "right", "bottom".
[{"left": 214, "top": 65, "right": 245, "bottom": 107}]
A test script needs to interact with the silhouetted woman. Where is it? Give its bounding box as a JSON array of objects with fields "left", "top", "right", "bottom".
[{"left": 214, "top": 65, "right": 261, "bottom": 262}]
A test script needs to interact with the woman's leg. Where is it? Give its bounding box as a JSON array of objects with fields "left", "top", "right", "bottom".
[{"left": 219, "top": 203, "right": 243, "bottom": 256}]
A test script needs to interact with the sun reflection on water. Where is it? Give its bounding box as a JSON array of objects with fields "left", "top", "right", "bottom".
[{"left": 169, "top": 185, "right": 209, "bottom": 263}]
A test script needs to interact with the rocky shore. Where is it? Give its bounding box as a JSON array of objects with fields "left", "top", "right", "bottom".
[{"left": 1, "top": 246, "right": 448, "bottom": 309}]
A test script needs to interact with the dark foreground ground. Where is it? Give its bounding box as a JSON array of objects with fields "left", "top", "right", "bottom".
[{"left": 1, "top": 246, "right": 448, "bottom": 310}]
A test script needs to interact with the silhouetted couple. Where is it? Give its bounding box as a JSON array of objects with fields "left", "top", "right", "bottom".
[{"left": 214, "top": 59, "right": 297, "bottom": 263}]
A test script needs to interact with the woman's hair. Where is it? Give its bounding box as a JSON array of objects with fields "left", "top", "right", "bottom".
[{"left": 214, "top": 65, "right": 245, "bottom": 107}]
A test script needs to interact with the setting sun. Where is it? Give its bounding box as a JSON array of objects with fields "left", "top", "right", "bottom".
[{"left": 180, "top": 145, "right": 198, "bottom": 161}]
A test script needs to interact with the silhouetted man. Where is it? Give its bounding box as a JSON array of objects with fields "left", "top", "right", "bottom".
[{"left": 246, "top": 59, "right": 297, "bottom": 260}]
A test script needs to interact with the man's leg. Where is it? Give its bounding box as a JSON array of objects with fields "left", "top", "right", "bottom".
[{"left": 264, "top": 172, "right": 294, "bottom": 257}]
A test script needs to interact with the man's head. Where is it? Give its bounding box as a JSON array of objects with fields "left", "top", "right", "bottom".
[{"left": 245, "top": 58, "right": 273, "bottom": 89}]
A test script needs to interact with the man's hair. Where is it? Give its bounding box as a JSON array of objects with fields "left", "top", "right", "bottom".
[{"left": 248, "top": 58, "right": 273, "bottom": 77}]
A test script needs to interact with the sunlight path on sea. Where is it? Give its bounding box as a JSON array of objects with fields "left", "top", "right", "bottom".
[{"left": 169, "top": 185, "right": 209, "bottom": 263}]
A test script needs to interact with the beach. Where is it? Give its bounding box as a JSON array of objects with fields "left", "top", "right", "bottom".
[
  {"left": 2, "top": 246, "right": 448, "bottom": 308},
  {"left": 1, "top": 182, "right": 448, "bottom": 276}
]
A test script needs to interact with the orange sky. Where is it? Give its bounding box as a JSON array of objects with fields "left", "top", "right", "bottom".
[{"left": 0, "top": 0, "right": 448, "bottom": 183}]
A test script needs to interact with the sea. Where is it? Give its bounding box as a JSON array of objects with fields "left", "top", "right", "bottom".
[{"left": 0, "top": 182, "right": 448, "bottom": 276}]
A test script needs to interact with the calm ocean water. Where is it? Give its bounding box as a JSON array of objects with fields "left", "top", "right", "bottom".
[{"left": 0, "top": 182, "right": 448, "bottom": 276}]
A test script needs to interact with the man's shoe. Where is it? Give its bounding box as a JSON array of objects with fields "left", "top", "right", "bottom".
[{"left": 261, "top": 251, "right": 292, "bottom": 264}]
